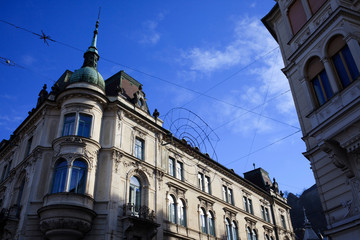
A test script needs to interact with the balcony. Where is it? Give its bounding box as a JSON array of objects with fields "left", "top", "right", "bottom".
[
  {"left": 121, "top": 203, "right": 159, "bottom": 240},
  {"left": 37, "top": 193, "right": 96, "bottom": 240}
]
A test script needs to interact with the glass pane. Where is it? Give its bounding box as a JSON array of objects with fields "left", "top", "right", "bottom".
[
  {"left": 319, "top": 70, "right": 333, "bottom": 99},
  {"left": 51, "top": 160, "right": 68, "bottom": 193},
  {"left": 77, "top": 114, "right": 92, "bottom": 137},
  {"left": 208, "top": 212, "right": 215, "bottom": 236},
  {"left": 135, "top": 138, "right": 144, "bottom": 160},
  {"left": 252, "top": 230, "right": 257, "bottom": 240},
  {"left": 226, "top": 219, "right": 231, "bottom": 240},
  {"left": 342, "top": 45, "right": 359, "bottom": 81},
  {"left": 176, "top": 162, "right": 183, "bottom": 181},
  {"left": 169, "top": 158, "right": 174, "bottom": 176},
  {"left": 232, "top": 222, "right": 238, "bottom": 240},
  {"left": 243, "top": 197, "right": 248, "bottom": 212},
  {"left": 198, "top": 173, "right": 204, "bottom": 190},
  {"left": 247, "top": 228, "right": 252, "bottom": 240},
  {"left": 333, "top": 52, "right": 351, "bottom": 88},
  {"left": 62, "top": 114, "right": 75, "bottom": 136},
  {"left": 200, "top": 208, "right": 207, "bottom": 233},
  {"left": 265, "top": 208, "right": 270, "bottom": 222},
  {"left": 228, "top": 188, "right": 233, "bottom": 204},
  {"left": 69, "top": 160, "right": 87, "bottom": 194},
  {"left": 249, "top": 199, "right": 253, "bottom": 214},
  {"left": 312, "top": 77, "right": 326, "bottom": 105},
  {"left": 130, "top": 176, "right": 141, "bottom": 214},
  {"left": 178, "top": 199, "right": 186, "bottom": 226}
]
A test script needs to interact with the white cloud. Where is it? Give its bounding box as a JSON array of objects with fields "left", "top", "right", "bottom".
[
  {"left": 138, "top": 13, "right": 165, "bottom": 45},
  {"left": 178, "top": 16, "right": 297, "bottom": 134},
  {"left": 182, "top": 16, "right": 277, "bottom": 73}
]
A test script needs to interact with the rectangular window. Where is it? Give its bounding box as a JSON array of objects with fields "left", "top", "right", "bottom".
[
  {"left": 223, "top": 186, "right": 228, "bottom": 202},
  {"left": 25, "top": 137, "right": 33, "bottom": 158},
  {"left": 265, "top": 208, "right": 270, "bottom": 222},
  {"left": 135, "top": 138, "right": 144, "bottom": 160},
  {"left": 62, "top": 113, "right": 76, "bottom": 136},
  {"left": 261, "top": 206, "right": 266, "bottom": 220},
  {"left": 205, "top": 176, "right": 211, "bottom": 194},
  {"left": 288, "top": 0, "right": 307, "bottom": 34},
  {"left": 281, "top": 215, "right": 287, "bottom": 229},
  {"left": 248, "top": 199, "right": 253, "bottom": 214},
  {"left": 176, "top": 162, "right": 183, "bottom": 181},
  {"left": 62, "top": 113, "right": 92, "bottom": 138},
  {"left": 77, "top": 114, "right": 92, "bottom": 138},
  {"left": 228, "top": 188, "right": 233, "bottom": 205},
  {"left": 243, "top": 196, "right": 249, "bottom": 212},
  {"left": 198, "top": 173, "right": 204, "bottom": 191},
  {"left": 169, "top": 158, "right": 175, "bottom": 177}
]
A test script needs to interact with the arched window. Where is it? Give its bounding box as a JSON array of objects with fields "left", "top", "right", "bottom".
[
  {"left": 208, "top": 211, "right": 215, "bottom": 236},
  {"left": 168, "top": 195, "right": 176, "bottom": 223},
  {"left": 328, "top": 35, "right": 359, "bottom": 89},
  {"left": 252, "top": 229, "right": 257, "bottom": 240},
  {"left": 265, "top": 234, "right": 270, "bottom": 240},
  {"left": 247, "top": 227, "right": 252, "bottom": 240},
  {"left": 231, "top": 221, "right": 238, "bottom": 240},
  {"left": 129, "top": 176, "right": 141, "bottom": 215},
  {"left": 69, "top": 160, "right": 87, "bottom": 194},
  {"left": 51, "top": 159, "right": 68, "bottom": 193},
  {"left": 200, "top": 208, "right": 207, "bottom": 233},
  {"left": 225, "top": 218, "right": 232, "bottom": 240},
  {"left": 307, "top": 57, "right": 333, "bottom": 105},
  {"left": 178, "top": 199, "right": 186, "bottom": 226}
]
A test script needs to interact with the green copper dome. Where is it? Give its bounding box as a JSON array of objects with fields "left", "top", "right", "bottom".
[{"left": 69, "top": 66, "right": 105, "bottom": 90}]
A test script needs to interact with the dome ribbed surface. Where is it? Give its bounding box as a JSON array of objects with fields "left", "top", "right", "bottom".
[{"left": 69, "top": 66, "right": 105, "bottom": 90}]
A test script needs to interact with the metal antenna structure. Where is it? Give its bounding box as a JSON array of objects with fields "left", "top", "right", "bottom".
[{"left": 162, "top": 107, "right": 220, "bottom": 162}]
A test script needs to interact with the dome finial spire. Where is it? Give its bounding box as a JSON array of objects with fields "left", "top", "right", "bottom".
[
  {"left": 90, "top": 7, "right": 101, "bottom": 50},
  {"left": 82, "top": 7, "right": 101, "bottom": 69}
]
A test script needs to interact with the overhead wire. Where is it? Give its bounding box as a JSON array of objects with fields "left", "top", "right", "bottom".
[
  {"left": 0, "top": 18, "right": 299, "bottom": 130},
  {"left": 243, "top": 48, "right": 279, "bottom": 171},
  {"left": 224, "top": 129, "right": 301, "bottom": 166},
  {"left": 1, "top": 18, "right": 302, "bottom": 165}
]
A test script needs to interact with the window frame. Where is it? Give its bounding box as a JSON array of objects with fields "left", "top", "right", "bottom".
[
  {"left": 51, "top": 158, "right": 88, "bottom": 195},
  {"left": 281, "top": 214, "right": 287, "bottom": 229},
  {"left": 331, "top": 44, "right": 359, "bottom": 88},
  {"left": 135, "top": 137, "right": 145, "bottom": 160},
  {"left": 169, "top": 157, "right": 175, "bottom": 177},
  {"left": 62, "top": 112, "right": 93, "bottom": 138},
  {"left": 178, "top": 198, "right": 186, "bottom": 227},
  {"left": 168, "top": 194, "right": 176, "bottom": 223},
  {"left": 129, "top": 176, "right": 142, "bottom": 216}
]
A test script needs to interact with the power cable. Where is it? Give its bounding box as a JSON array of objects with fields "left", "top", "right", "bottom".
[
  {"left": 224, "top": 129, "right": 301, "bottom": 166},
  {"left": 181, "top": 46, "right": 279, "bottom": 108},
  {"left": 0, "top": 19, "right": 300, "bottom": 130}
]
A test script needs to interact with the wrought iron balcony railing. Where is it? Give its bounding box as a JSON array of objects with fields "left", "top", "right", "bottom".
[{"left": 122, "top": 203, "right": 155, "bottom": 221}]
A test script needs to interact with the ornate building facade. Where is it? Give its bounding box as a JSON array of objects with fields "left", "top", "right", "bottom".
[
  {"left": 0, "top": 18, "right": 295, "bottom": 240},
  {"left": 262, "top": 0, "right": 360, "bottom": 239}
]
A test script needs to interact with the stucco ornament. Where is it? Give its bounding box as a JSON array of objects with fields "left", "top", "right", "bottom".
[
  {"left": 112, "top": 149, "right": 123, "bottom": 173},
  {"left": 320, "top": 140, "right": 354, "bottom": 178}
]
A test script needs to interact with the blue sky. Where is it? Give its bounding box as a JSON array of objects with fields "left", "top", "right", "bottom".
[{"left": 0, "top": 0, "right": 314, "bottom": 194}]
